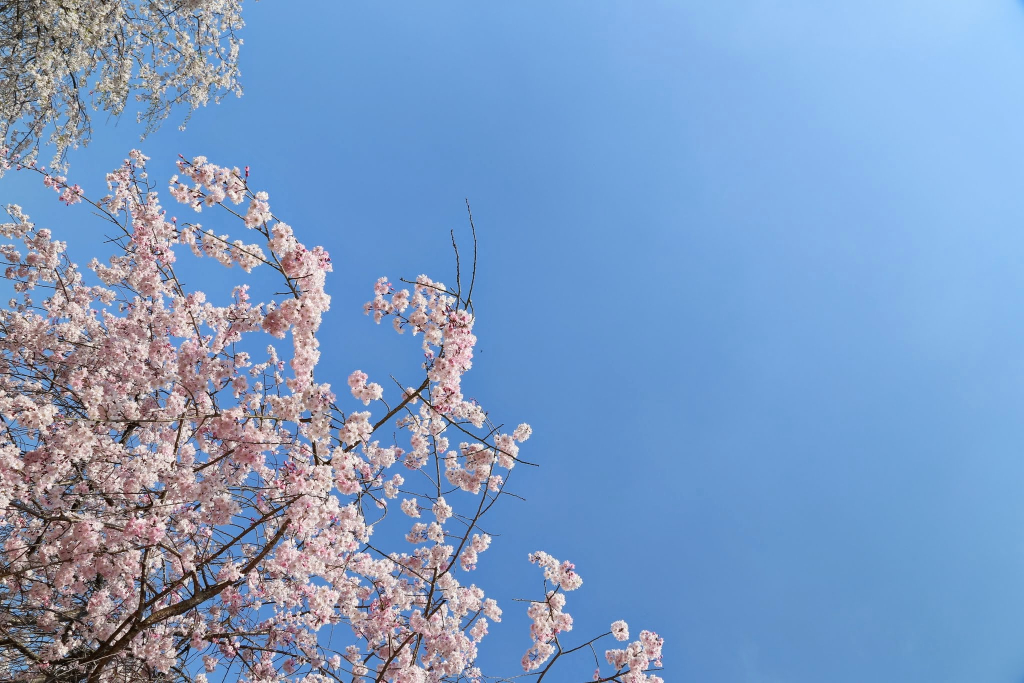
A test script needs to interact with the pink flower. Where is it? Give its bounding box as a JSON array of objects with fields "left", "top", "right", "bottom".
[
  {"left": 513, "top": 423, "right": 532, "bottom": 442},
  {"left": 401, "top": 498, "right": 420, "bottom": 517}
]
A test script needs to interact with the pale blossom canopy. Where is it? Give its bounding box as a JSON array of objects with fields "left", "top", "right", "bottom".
[{"left": 0, "top": 0, "right": 252, "bottom": 167}]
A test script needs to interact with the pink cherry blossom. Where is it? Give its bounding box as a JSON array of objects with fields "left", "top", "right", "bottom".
[{"left": 0, "top": 153, "right": 665, "bottom": 683}]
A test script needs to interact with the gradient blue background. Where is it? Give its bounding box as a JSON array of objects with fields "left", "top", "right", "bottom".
[{"left": 6, "top": 2, "right": 1024, "bottom": 681}]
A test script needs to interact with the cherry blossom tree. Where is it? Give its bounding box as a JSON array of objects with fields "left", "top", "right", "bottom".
[
  {"left": 0, "top": 0, "right": 251, "bottom": 168},
  {"left": 0, "top": 152, "right": 665, "bottom": 683}
]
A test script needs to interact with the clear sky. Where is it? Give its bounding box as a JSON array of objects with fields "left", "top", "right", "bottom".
[{"left": 7, "top": 1, "right": 1024, "bottom": 681}]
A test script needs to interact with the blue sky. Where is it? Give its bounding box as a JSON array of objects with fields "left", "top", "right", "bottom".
[{"left": 8, "top": 1, "right": 1024, "bottom": 681}]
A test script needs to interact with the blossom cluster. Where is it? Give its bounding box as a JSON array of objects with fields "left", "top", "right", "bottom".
[
  {"left": 0, "top": 154, "right": 665, "bottom": 683},
  {"left": 604, "top": 630, "right": 666, "bottom": 683}
]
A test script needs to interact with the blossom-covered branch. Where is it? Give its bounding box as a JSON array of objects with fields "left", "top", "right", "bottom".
[{"left": 0, "top": 153, "right": 664, "bottom": 683}]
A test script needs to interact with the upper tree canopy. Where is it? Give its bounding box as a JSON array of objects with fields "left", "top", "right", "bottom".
[{"left": 0, "top": 0, "right": 250, "bottom": 167}]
